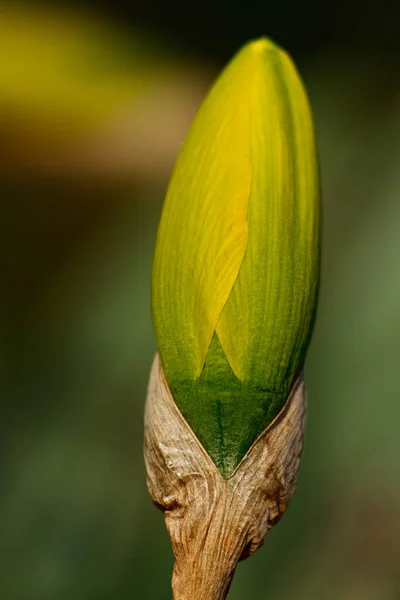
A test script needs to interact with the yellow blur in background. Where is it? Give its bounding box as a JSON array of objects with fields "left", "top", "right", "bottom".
[
  {"left": 0, "top": 1, "right": 212, "bottom": 178},
  {"left": 1, "top": 1, "right": 400, "bottom": 599}
]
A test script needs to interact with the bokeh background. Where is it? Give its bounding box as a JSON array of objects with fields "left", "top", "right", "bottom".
[{"left": 2, "top": 1, "right": 400, "bottom": 598}]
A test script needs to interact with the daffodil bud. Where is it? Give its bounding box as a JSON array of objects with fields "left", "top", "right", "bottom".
[
  {"left": 151, "top": 37, "right": 320, "bottom": 477},
  {"left": 145, "top": 37, "right": 321, "bottom": 600}
]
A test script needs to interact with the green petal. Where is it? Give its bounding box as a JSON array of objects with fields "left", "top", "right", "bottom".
[{"left": 217, "top": 43, "right": 320, "bottom": 392}]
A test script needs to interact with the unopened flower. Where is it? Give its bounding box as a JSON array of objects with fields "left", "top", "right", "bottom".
[{"left": 151, "top": 37, "right": 320, "bottom": 477}]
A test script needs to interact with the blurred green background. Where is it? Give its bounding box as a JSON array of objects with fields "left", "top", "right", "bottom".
[{"left": 2, "top": 1, "right": 400, "bottom": 598}]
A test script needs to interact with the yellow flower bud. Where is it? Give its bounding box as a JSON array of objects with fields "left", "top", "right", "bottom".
[{"left": 152, "top": 38, "right": 320, "bottom": 477}]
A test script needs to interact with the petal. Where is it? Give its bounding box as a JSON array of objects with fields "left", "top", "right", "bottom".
[
  {"left": 216, "top": 43, "right": 320, "bottom": 391},
  {"left": 152, "top": 42, "right": 276, "bottom": 382}
]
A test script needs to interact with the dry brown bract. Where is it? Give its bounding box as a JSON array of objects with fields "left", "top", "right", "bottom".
[{"left": 144, "top": 354, "right": 306, "bottom": 600}]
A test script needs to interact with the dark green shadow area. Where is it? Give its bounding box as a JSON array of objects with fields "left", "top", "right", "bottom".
[{"left": 167, "top": 333, "right": 287, "bottom": 478}]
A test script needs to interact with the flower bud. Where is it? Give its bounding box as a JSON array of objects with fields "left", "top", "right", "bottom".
[{"left": 152, "top": 37, "right": 320, "bottom": 478}]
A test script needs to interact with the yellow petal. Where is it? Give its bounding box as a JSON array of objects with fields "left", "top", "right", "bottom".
[{"left": 152, "top": 42, "right": 275, "bottom": 380}]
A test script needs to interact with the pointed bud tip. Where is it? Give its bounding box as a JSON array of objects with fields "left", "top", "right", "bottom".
[
  {"left": 241, "top": 37, "right": 294, "bottom": 75},
  {"left": 242, "top": 36, "right": 286, "bottom": 59},
  {"left": 246, "top": 37, "right": 277, "bottom": 53}
]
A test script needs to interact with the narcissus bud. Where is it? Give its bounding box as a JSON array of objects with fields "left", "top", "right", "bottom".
[
  {"left": 145, "top": 37, "right": 321, "bottom": 600},
  {"left": 151, "top": 37, "right": 320, "bottom": 477}
]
